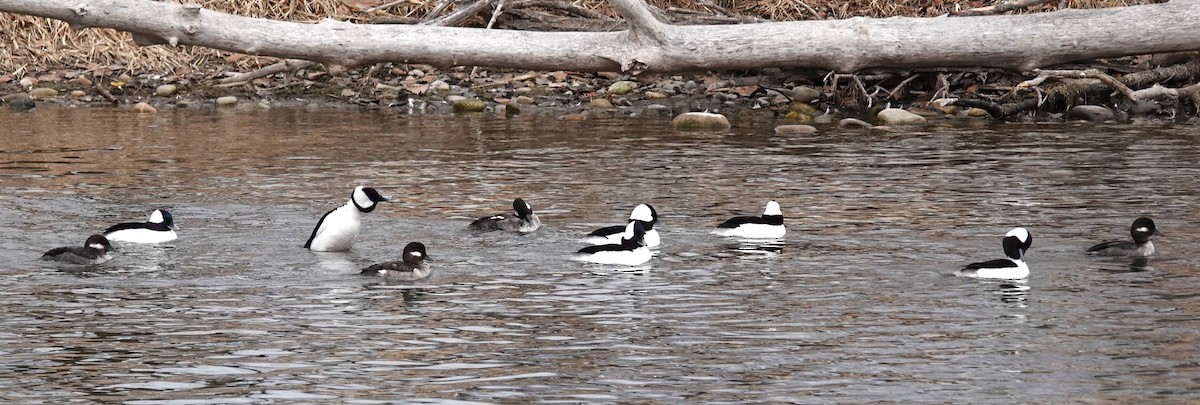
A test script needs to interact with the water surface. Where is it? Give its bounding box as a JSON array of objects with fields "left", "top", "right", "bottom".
[{"left": 1, "top": 107, "right": 1198, "bottom": 403}]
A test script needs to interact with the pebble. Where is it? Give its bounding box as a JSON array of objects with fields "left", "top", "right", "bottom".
[
  {"left": 644, "top": 91, "right": 667, "bottom": 99},
  {"left": 28, "top": 87, "right": 58, "bottom": 99},
  {"left": 515, "top": 95, "right": 535, "bottom": 105},
  {"left": 1066, "top": 105, "right": 1115, "bottom": 122},
  {"left": 19, "top": 78, "right": 34, "bottom": 88},
  {"left": 774, "top": 124, "right": 818, "bottom": 135},
  {"left": 789, "top": 86, "right": 822, "bottom": 103},
  {"left": 132, "top": 102, "right": 157, "bottom": 113},
  {"left": 69, "top": 90, "right": 86, "bottom": 98},
  {"left": 446, "top": 95, "right": 467, "bottom": 103},
  {"left": 966, "top": 108, "right": 989, "bottom": 117},
  {"left": 452, "top": 98, "right": 486, "bottom": 112},
  {"left": 156, "top": 84, "right": 177, "bottom": 97},
  {"left": 876, "top": 108, "right": 928, "bottom": 125},
  {"left": 838, "top": 118, "right": 873, "bottom": 128},
  {"left": 671, "top": 112, "right": 731, "bottom": 130},
  {"left": 216, "top": 96, "right": 238, "bottom": 106},
  {"left": 608, "top": 81, "right": 638, "bottom": 95},
  {"left": 4, "top": 94, "right": 35, "bottom": 111},
  {"left": 588, "top": 98, "right": 614, "bottom": 109},
  {"left": 73, "top": 77, "right": 93, "bottom": 87}
]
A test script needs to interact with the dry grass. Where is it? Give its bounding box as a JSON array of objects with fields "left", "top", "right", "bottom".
[{"left": 0, "top": 0, "right": 1162, "bottom": 78}]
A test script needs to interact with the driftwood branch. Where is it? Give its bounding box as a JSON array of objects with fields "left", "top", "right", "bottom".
[
  {"left": 954, "top": 0, "right": 1058, "bottom": 16},
  {"left": 1, "top": 0, "right": 1200, "bottom": 74}
]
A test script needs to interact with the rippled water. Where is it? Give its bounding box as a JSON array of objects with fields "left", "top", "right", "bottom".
[{"left": 1, "top": 107, "right": 1198, "bottom": 403}]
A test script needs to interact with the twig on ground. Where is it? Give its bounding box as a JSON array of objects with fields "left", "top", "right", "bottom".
[
  {"left": 954, "top": 0, "right": 1056, "bottom": 16},
  {"left": 218, "top": 59, "right": 315, "bottom": 85},
  {"left": 422, "top": 0, "right": 500, "bottom": 26},
  {"left": 93, "top": 79, "right": 118, "bottom": 104},
  {"left": 1021, "top": 68, "right": 1137, "bottom": 100}
]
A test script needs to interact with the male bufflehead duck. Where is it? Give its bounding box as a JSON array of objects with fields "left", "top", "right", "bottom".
[
  {"left": 712, "top": 200, "right": 785, "bottom": 239},
  {"left": 468, "top": 198, "right": 541, "bottom": 233},
  {"left": 958, "top": 227, "right": 1032, "bottom": 279},
  {"left": 41, "top": 234, "right": 114, "bottom": 265},
  {"left": 360, "top": 242, "right": 432, "bottom": 281},
  {"left": 1086, "top": 217, "right": 1160, "bottom": 257},
  {"left": 571, "top": 221, "right": 652, "bottom": 266},
  {"left": 304, "top": 186, "right": 389, "bottom": 252},
  {"left": 582, "top": 203, "right": 661, "bottom": 248},
  {"left": 103, "top": 209, "right": 179, "bottom": 243}
]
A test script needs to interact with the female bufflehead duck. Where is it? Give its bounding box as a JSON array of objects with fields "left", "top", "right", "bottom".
[
  {"left": 1086, "top": 217, "right": 1160, "bottom": 257},
  {"left": 712, "top": 200, "right": 785, "bottom": 239},
  {"left": 103, "top": 209, "right": 179, "bottom": 243},
  {"left": 958, "top": 227, "right": 1032, "bottom": 279},
  {"left": 571, "top": 221, "right": 652, "bottom": 266},
  {"left": 360, "top": 242, "right": 432, "bottom": 281},
  {"left": 582, "top": 203, "right": 661, "bottom": 248},
  {"left": 468, "top": 198, "right": 541, "bottom": 233},
  {"left": 305, "top": 186, "right": 389, "bottom": 252},
  {"left": 41, "top": 234, "right": 113, "bottom": 265}
]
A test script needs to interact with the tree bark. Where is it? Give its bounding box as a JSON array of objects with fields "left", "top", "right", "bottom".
[{"left": 1, "top": 0, "right": 1199, "bottom": 74}]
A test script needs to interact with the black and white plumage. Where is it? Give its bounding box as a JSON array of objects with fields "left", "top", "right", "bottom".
[
  {"left": 1086, "top": 217, "right": 1160, "bottom": 257},
  {"left": 958, "top": 227, "right": 1033, "bottom": 279},
  {"left": 468, "top": 198, "right": 541, "bottom": 233},
  {"left": 305, "top": 186, "right": 389, "bottom": 252},
  {"left": 581, "top": 203, "right": 660, "bottom": 248},
  {"left": 103, "top": 209, "right": 179, "bottom": 244},
  {"left": 571, "top": 221, "right": 652, "bottom": 266},
  {"left": 711, "top": 200, "right": 785, "bottom": 239},
  {"left": 360, "top": 242, "right": 432, "bottom": 281},
  {"left": 41, "top": 234, "right": 114, "bottom": 265}
]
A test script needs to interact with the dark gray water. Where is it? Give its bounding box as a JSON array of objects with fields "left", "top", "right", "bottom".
[{"left": 1, "top": 107, "right": 1198, "bottom": 403}]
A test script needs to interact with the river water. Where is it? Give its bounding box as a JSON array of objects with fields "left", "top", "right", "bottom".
[{"left": 0, "top": 107, "right": 1197, "bottom": 403}]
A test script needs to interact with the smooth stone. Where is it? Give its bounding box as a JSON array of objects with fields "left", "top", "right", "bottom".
[
  {"left": 452, "top": 98, "right": 486, "bottom": 112},
  {"left": 608, "top": 81, "right": 638, "bottom": 95},
  {"left": 73, "top": 77, "right": 93, "bottom": 87},
  {"left": 966, "top": 108, "right": 989, "bottom": 117},
  {"left": 256, "top": 101, "right": 271, "bottom": 110},
  {"left": 561, "top": 113, "right": 586, "bottom": 121},
  {"left": 19, "top": 77, "right": 35, "bottom": 88},
  {"left": 774, "top": 124, "right": 818, "bottom": 135},
  {"left": 876, "top": 108, "right": 928, "bottom": 125},
  {"left": 4, "top": 94, "right": 35, "bottom": 111},
  {"left": 838, "top": 118, "right": 873, "bottom": 128},
  {"left": 69, "top": 90, "right": 86, "bottom": 98},
  {"left": 788, "top": 86, "right": 822, "bottom": 103},
  {"left": 504, "top": 102, "right": 520, "bottom": 115},
  {"left": 514, "top": 87, "right": 533, "bottom": 95},
  {"left": 671, "top": 112, "right": 731, "bottom": 130},
  {"left": 588, "top": 98, "right": 614, "bottom": 109},
  {"left": 215, "top": 96, "right": 238, "bottom": 106},
  {"left": 430, "top": 81, "right": 451, "bottom": 92},
  {"left": 116, "top": 73, "right": 133, "bottom": 83},
  {"left": 930, "top": 98, "right": 959, "bottom": 114},
  {"left": 155, "top": 84, "right": 177, "bottom": 97},
  {"left": 1066, "top": 105, "right": 1115, "bottom": 122},
  {"left": 813, "top": 114, "right": 834, "bottom": 124},
  {"left": 132, "top": 102, "right": 157, "bottom": 113},
  {"left": 644, "top": 91, "right": 667, "bottom": 99},
  {"left": 514, "top": 95, "right": 535, "bottom": 105},
  {"left": 28, "top": 87, "right": 58, "bottom": 99},
  {"left": 446, "top": 95, "right": 467, "bottom": 103}
]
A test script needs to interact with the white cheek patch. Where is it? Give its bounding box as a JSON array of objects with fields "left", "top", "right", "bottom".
[
  {"left": 411, "top": 251, "right": 422, "bottom": 257},
  {"left": 1136, "top": 227, "right": 1149, "bottom": 233},
  {"left": 149, "top": 210, "right": 164, "bottom": 223},
  {"left": 89, "top": 243, "right": 105, "bottom": 249}
]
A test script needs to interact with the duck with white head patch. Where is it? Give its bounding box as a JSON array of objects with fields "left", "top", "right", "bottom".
[
  {"left": 712, "top": 200, "right": 785, "bottom": 239},
  {"left": 360, "top": 242, "right": 432, "bottom": 281},
  {"left": 958, "top": 227, "right": 1032, "bottom": 279},
  {"left": 305, "top": 186, "right": 389, "bottom": 252},
  {"left": 103, "top": 209, "right": 179, "bottom": 244},
  {"left": 571, "top": 221, "right": 652, "bottom": 266},
  {"left": 468, "top": 198, "right": 541, "bottom": 233},
  {"left": 582, "top": 203, "right": 660, "bottom": 248},
  {"left": 1087, "top": 217, "right": 1160, "bottom": 257},
  {"left": 42, "top": 234, "right": 114, "bottom": 265}
]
